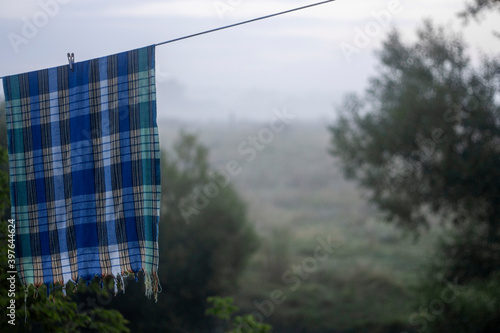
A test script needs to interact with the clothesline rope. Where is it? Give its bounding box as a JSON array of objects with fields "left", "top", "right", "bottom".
[
  {"left": 0, "top": 0, "right": 338, "bottom": 80},
  {"left": 155, "top": 0, "right": 338, "bottom": 46}
]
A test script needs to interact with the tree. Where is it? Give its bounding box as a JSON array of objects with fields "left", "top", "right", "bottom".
[
  {"left": 459, "top": 0, "right": 500, "bottom": 38},
  {"left": 459, "top": 0, "right": 500, "bottom": 21},
  {"left": 161, "top": 133, "right": 258, "bottom": 294},
  {"left": 328, "top": 20, "right": 500, "bottom": 281}
]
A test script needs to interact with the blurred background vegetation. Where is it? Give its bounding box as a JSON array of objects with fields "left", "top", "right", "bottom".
[{"left": 0, "top": 1, "right": 499, "bottom": 332}]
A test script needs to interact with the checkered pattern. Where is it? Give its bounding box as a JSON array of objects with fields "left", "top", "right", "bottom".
[{"left": 2, "top": 46, "right": 160, "bottom": 295}]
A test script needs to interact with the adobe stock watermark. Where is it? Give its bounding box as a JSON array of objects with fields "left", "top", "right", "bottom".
[
  {"left": 402, "top": 279, "right": 463, "bottom": 333},
  {"left": 236, "top": 235, "right": 340, "bottom": 330},
  {"left": 7, "top": 0, "right": 70, "bottom": 54},
  {"left": 178, "top": 107, "right": 296, "bottom": 224},
  {"left": 386, "top": 127, "right": 446, "bottom": 182},
  {"left": 6, "top": 219, "right": 16, "bottom": 326},
  {"left": 212, "top": 0, "right": 243, "bottom": 20},
  {"left": 339, "top": 0, "right": 403, "bottom": 63},
  {"left": 384, "top": 75, "right": 493, "bottom": 190}
]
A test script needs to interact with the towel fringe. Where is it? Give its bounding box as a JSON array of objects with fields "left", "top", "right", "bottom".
[
  {"left": 20, "top": 270, "right": 159, "bottom": 304},
  {"left": 145, "top": 272, "right": 152, "bottom": 299},
  {"left": 120, "top": 274, "right": 126, "bottom": 294}
]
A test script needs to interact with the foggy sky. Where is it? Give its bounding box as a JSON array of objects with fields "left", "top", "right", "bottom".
[{"left": 0, "top": 0, "right": 498, "bottom": 121}]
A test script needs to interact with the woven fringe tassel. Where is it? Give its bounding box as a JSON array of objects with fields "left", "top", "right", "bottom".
[
  {"left": 145, "top": 273, "right": 152, "bottom": 299},
  {"left": 143, "top": 272, "right": 159, "bottom": 302},
  {"left": 120, "top": 274, "right": 125, "bottom": 294},
  {"left": 24, "top": 287, "right": 28, "bottom": 323},
  {"left": 153, "top": 273, "right": 159, "bottom": 303},
  {"left": 21, "top": 272, "right": 158, "bottom": 307},
  {"left": 146, "top": 272, "right": 159, "bottom": 303}
]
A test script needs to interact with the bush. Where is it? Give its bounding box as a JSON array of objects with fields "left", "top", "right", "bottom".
[{"left": 410, "top": 272, "right": 500, "bottom": 333}]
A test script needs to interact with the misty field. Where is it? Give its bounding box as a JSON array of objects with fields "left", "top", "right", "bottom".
[{"left": 159, "top": 118, "right": 439, "bottom": 332}]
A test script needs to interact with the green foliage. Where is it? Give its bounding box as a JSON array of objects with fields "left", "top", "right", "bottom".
[
  {"left": 206, "top": 296, "right": 272, "bottom": 333},
  {"left": 161, "top": 132, "right": 258, "bottom": 290},
  {"left": 160, "top": 132, "right": 258, "bottom": 328},
  {"left": 231, "top": 315, "right": 272, "bottom": 333},
  {"left": 437, "top": 223, "right": 500, "bottom": 282},
  {"left": 410, "top": 226, "right": 500, "bottom": 333},
  {"left": 459, "top": 0, "right": 500, "bottom": 21},
  {"left": 412, "top": 268, "right": 500, "bottom": 333},
  {"left": 206, "top": 296, "right": 239, "bottom": 322},
  {"left": 193, "top": 122, "right": 423, "bottom": 332},
  {"left": 330, "top": 20, "right": 500, "bottom": 236},
  {"left": 329, "top": 19, "right": 500, "bottom": 332}
]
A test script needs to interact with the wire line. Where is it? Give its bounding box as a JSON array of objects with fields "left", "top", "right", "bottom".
[
  {"left": 0, "top": 0, "right": 338, "bottom": 79},
  {"left": 155, "top": 0, "right": 338, "bottom": 47}
]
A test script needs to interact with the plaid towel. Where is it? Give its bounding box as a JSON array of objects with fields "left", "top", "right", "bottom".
[{"left": 2, "top": 46, "right": 160, "bottom": 299}]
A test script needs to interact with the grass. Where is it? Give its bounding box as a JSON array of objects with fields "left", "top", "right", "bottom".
[{"left": 159, "top": 119, "right": 439, "bottom": 332}]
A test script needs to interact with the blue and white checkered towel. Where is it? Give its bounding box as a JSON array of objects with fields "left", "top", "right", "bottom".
[{"left": 3, "top": 46, "right": 160, "bottom": 298}]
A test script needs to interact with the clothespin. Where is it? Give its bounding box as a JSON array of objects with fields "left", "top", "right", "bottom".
[{"left": 67, "top": 52, "right": 75, "bottom": 71}]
